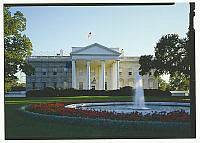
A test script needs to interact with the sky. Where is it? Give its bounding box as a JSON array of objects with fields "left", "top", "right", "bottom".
[{"left": 10, "top": 3, "right": 190, "bottom": 83}]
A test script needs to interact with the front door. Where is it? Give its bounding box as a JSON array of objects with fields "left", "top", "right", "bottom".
[{"left": 91, "top": 85, "right": 95, "bottom": 90}]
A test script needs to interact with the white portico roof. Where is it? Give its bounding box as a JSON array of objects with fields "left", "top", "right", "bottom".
[
  {"left": 70, "top": 43, "right": 121, "bottom": 56},
  {"left": 70, "top": 43, "right": 121, "bottom": 61}
]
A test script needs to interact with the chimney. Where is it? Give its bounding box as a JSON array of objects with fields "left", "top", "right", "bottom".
[
  {"left": 121, "top": 49, "right": 124, "bottom": 57},
  {"left": 60, "top": 49, "right": 64, "bottom": 56}
]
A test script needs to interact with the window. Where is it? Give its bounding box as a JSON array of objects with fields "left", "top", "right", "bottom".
[
  {"left": 64, "top": 68, "right": 68, "bottom": 72},
  {"left": 42, "top": 82, "right": 46, "bottom": 88},
  {"left": 53, "top": 72, "right": 57, "bottom": 75},
  {"left": 105, "top": 82, "right": 107, "bottom": 90},
  {"left": 127, "top": 79, "right": 133, "bottom": 86},
  {"left": 128, "top": 68, "right": 132, "bottom": 75},
  {"left": 53, "top": 68, "right": 57, "bottom": 72},
  {"left": 79, "top": 70, "right": 83, "bottom": 76},
  {"left": 91, "top": 77, "right": 96, "bottom": 84},
  {"left": 79, "top": 82, "right": 83, "bottom": 90},
  {"left": 91, "top": 71, "right": 95, "bottom": 76},
  {"left": 32, "top": 82, "right": 36, "bottom": 89},
  {"left": 119, "top": 72, "right": 122, "bottom": 76},
  {"left": 35, "top": 67, "right": 40, "bottom": 72},
  {"left": 42, "top": 68, "right": 46, "bottom": 72},
  {"left": 120, "top": 79, "right": 124, "bottom": 87},
  {"left": 64, "top": 82, "right": 68, "bottom": 88},
  {"left": 148, "top": 79, "right": 154, "bottom": 89},
  {"left": 66, "top": 62, "right": 72, "bottom": 68},
  {"left": 142, "top": 79, "right": 145, "bottom": 87},
  {"left": 149, "top": 82, "right": 153, "bottom": 89},
  {"left": 53, "top": 82, "right": 57, "bottom": 88}
]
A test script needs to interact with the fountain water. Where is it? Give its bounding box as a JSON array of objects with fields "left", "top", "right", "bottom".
[{"left": 133, "top": 73, "right": 148, "bottom": 109}]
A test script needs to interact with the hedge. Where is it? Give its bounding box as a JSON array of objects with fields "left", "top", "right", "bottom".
[
  {"left": 26, "top": 89, "right": 41, "bottom": 97},
  {"left": 11, "top": 86, "right": 26, "bottom": 91},
  {"left": 144, "top": 89, "right": 171, "bottom": 96},
  {"left": 26, "top": 86, "right": 171, "bottom": 97}
]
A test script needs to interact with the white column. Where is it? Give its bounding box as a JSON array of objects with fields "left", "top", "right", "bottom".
[
  {"left": 87, "top": 60, "right": 90, "bottom": 90},
  {"left": 116, "top": 60, "right": 119, "bottom": 89},
  {"left": 112, "top": 61, "right": 116, "bottom": 89},
  {"left": 72, "top": 60, "right": 76, "bottom": 89},
  {"left": 110, "top": 64, "right": 113, "bottom": 89},
  {"left": 102, "top": 60, "right": 105, "bottom": 90}
]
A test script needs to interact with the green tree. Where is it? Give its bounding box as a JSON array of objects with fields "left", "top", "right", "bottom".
[
  {"left": 139, "top": 34, "right": 190, "bottom": 91},
  {"left": 157, "top": 77, "right": 170, "bottom": 91},
  {"left": 11, "top": 82, "right": 26, "bottom": 91},
  {"left": 169, "top": 71, "right": 190, "bottom": 91},
  {"left": 139, "top": 55, "right": 153, "bottom": 76},
  {"left": 4, "top": 7, "right": 34, "bottom": 93}
]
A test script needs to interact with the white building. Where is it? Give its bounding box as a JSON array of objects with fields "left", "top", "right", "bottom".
[{"left": 26, "top": 43, "right": 158, "bottom": 91}]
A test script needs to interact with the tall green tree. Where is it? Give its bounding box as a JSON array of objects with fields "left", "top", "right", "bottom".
[
  {"left": 157, "top": 77, "right": 170, "bottom": 91},
  {"left": 169, "top": 71, "right": 190, "bottom": 91},
  {"left": 139, "top": 55, "right": 153, "bottom": 76},
  {"left": 139, "top": 34, "right": 190, "bottom": 91},
  {"left": 4, "top": 7, "right": 34, "bottom": 93}
]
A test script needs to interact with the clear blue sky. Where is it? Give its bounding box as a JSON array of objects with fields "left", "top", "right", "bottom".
[
  {"left": 10, "top": 3, "right": 189, "bottom": 57},
  {"left": 10, "top": 3, "right": 189, "bottom": 83}
]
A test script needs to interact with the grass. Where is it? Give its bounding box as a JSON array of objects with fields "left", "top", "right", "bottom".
[{"left": 4, "top": 95, "right": 194, "bottom": 139}]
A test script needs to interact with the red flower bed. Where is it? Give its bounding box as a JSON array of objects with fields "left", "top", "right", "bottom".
[{"left": 25, "top": 101, "right": 190, "bottom": 122}]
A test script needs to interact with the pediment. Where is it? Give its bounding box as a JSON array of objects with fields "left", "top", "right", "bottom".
[{"left": 70, "top": 43, "right": 121, "bottom": 56}]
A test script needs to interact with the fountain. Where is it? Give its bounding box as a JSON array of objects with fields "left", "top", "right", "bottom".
[
  {"left": 133, "top": 73, "right": 148, "bottom": 110},
  {"left": 22, "top": 71, "right": 190, "bottom": 129},
  {"left": 64, "top": 73, "right": 190, "bottom": 114}
]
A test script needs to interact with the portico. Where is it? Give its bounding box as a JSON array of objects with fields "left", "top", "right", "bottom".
[{"left": 70, "top": 43, "right": 121, "bottom": 90}]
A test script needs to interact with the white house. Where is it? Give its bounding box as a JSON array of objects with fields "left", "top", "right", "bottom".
[{"left": 26, "top": 43, "right": 158, "bottom": 91}]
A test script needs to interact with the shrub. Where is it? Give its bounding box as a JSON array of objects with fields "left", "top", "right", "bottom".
[
  {"left": 26, "top": 89, "right": 41, "bottom": 97},
  {"left": 55, "top": 86, "right": 133, "bottom": 97},
  {"left": 41, "top": 87, "right": 56, "bottom": 97},
  {"left": 11, "top": 86, "right": 26, "bottom": 91},
  {"left": 119, "top": 86, "right": 133, "bottom": 96},
  {"left": 26, "top": 87, "right": 171, "bottom": 97},
  {"left": 144, "top": 89, "right": 171, "bottom": 96}
]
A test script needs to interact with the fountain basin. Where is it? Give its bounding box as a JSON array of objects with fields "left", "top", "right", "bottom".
[
  {"left": 20, "top": 102, "right": 191, "bottom": 129},
  {"left": 65, "top": 102, "right": 190, "bottom": 114}
]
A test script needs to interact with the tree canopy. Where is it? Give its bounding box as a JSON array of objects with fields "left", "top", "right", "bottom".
[
  {"left": 169, "top": 71, "right": 190, "bottom": 91},
  {"left": 157, "top": 77, "right": 170, "bottom": 91},
  {"left": 139, "top": 34, "right": 191, "bottom": 91},
  {"left": 4, "top": 7, "right": 34, "bottom": 93}
]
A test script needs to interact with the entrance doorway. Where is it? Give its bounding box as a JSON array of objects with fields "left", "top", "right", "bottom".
[{"left": 91, "top": 85, "right": 95, "bottom": 90}]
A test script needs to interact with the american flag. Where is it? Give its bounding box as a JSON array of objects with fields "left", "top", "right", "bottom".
[{"left": 88, "top": 32, "right": 91, "bottom": 38}]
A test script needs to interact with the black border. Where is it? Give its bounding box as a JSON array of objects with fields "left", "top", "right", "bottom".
[{"left": 4, "top": 3, "right": 175, "bottom": 7}]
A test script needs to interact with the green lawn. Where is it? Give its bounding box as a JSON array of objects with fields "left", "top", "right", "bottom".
[{"left": 5, "top": 96, "right": 194, "bottom": 139}]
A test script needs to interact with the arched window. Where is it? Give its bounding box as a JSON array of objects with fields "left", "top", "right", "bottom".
[
  {"left": 120, "top": 78, "right": 124, "bottom": 87},
  {"left": 148, "top": 79, "right": 154, "bottom": 89},
  {"left": 127, "top": 79, "right": 133, "bottom": 86}
]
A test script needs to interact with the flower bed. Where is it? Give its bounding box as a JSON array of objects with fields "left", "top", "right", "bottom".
[{"left": 25, "top": 101, "right": 190, "bottom": 122}]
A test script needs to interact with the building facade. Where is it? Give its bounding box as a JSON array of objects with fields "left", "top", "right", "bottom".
[{"left": 26, "top": 43, "right": 158, "bottom": 91}]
